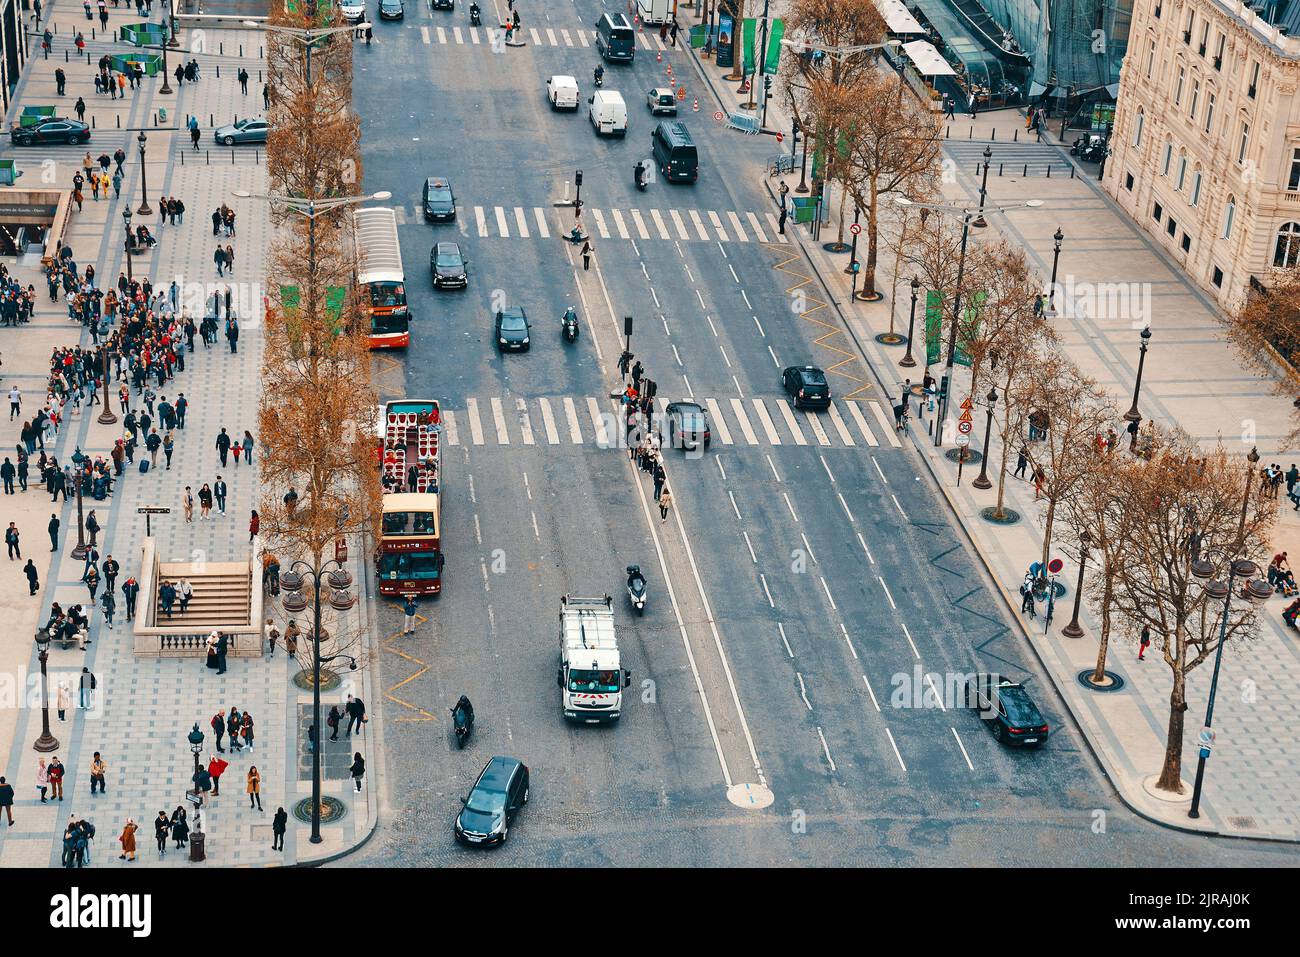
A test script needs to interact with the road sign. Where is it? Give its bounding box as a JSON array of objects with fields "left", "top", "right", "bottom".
[
  {"left": 137, "top": 507, "right": 171, "bottom": 514},
  {"left": 955, "top": 435, "right": 971, "bottom": 446},
  {"left": 1199, "top": 727, "right": 1215, "bottom": 749},
  {"left": 1048, "top": 558, "right": 1064, "bottom": 574},
  {"left": 714, "top": 110, "right": 725, "bottom": 122},
  {"left": 958, "top": 409, "right": 973, "bottom": 424},
  {"left": 849, "top": 222, "right": 861, "bottom": 236},
  {"left": 957, "top": 421, "right": 972, "bottom": 434},
  {"left": 960, "top": 397, "right": 974, "bottom": 411},
  {"left": 775, "top": 131, "right": 784, "bottom": 144},
  {"left": 677, "top": 85, "right": 686, "bottom": 100}
]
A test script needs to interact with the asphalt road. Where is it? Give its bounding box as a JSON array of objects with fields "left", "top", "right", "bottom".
[{"left": 341, "top": 1, "right": 1299, "bottom": 867}]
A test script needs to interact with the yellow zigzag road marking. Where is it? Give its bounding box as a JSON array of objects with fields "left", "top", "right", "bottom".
[
  {"left": 769, "top": 245, "right": 873, "bottom": 401},
  {"left": 382, "top": 616, "right": 437, "bottom": 720}
]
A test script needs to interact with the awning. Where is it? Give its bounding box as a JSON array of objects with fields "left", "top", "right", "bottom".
[
  {"left": 874, "top": 0, "right": 924, "bottom": 35},
  {"left": 902, "top": 39, "right": 957, "bottom": 77}
]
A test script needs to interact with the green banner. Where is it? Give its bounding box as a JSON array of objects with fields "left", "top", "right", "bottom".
[
  {"left": 742, "top": 18, "right": 757, "bottom": 76},
  {"left": 764, "top": 19, "right": 785, "bottom": 75},
  {"left": 925, "top": 290, "right": 943, "bottom": 366}
]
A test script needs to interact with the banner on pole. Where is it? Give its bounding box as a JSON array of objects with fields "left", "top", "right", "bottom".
[
  {"left": 764, "top": 19, "right": 785, "bottom": 75},
  {"left": 742, "top": 18, "right": 757, "bottom": 76}
]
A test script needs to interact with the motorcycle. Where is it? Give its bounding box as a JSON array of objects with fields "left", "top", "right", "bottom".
[
  {"left": 634, "top": 161, "right": 648, "bottom": 192},
  {"left": 626, "top": 565, "right": 647, "bottom": 616},
  {"left": 451, "top": 695, "right": 475, "bottom": 749},
  {"left": 469, "top": 3, "right": 481, "bottom": 26},
  {"left": 594, "top": 66, "right": 604, "bottom": 88},
  {"left": 562, "top": 307, "right": 579, "bottom": 343},
  {"left": 1070, "top": 134, "right": 1107, "bottom": 163}
]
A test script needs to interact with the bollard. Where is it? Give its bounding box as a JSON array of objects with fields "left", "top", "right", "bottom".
[
  {"left": 219, "top": 42, "right": 223, "bottom": 55},
  {"left": 1046, "top": 166, "right": 1052, "bottom": 178},
  {"left": 259, "top": 46, "right": 263, "bottom": 58},
  {"left": 255, "top": 151, "right": 260, "bottom": 165},
  {"left": 974, "top": 162, "right": 979, "bottom": 176},
  {"left": 1014, "top": 128, "right": 1018, "bottom": 142},
  {"left": 968, "top": 126, "right": 973, "bottom": 138},
  {"left": 1070, "top": 166, "right": 1076, "bottom": 179},
  {"left": 239, "top": 45, "right": 243, "bottom": 57},
  {"left": 231, "top": 150, "right": 235, "bottom": 165},
  {"left": 998, "top": 163, "right": 1003, "bottom": 176},
  {"left": 65, "top": 49, "right": 69, "bottom": 61},
  {"left": 91, "top": 116, "right": 95, "bottom": 128},
  {"left": 205, "top": 150, "right": 210, "bottom": 165},
  {"left": 91, "top": 28, "right": 95, "bottom": 39},
  {"left": 258, "top": 70, "right": 262, "bottom": 83},
  {"left": 991, "top": 128, "right": 996, "bottom": 140},
  {"left": 180, "top": 150, "right": 184, "bottom": 166},
  {"left": 944, "top": 125, "right": 949, "bottom": 139},
  {"left": 209, "top": 114, "right": 214, "bottom": 126},
  {"left": 116, "top": 115, "right": 120, "bottom": 128},
  {"left": 1023, "top": 164, "right": 1028, "bottom": 176}
]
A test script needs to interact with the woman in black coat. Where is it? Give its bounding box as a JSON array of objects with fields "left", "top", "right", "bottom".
[
  {"left": 170, "top": 807, "right": 189, "bottom": 848},
  {"left": 349, "top": 753, "right": 365, "bottom": 793},
  {"left": 271, "top": 807, "right": 288, "bottom": 851}
]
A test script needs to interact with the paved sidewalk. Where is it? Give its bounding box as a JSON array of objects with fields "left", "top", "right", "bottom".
[
  {"left": 685, "top": 40, "right": 1300, "bottom": 840},
  {"left": 0, "top": 4, "right": 376, "bottom": 865}
]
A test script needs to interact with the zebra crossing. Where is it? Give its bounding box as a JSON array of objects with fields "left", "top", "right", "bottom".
[
  {"left": 437, "top": 396, "right": 903, "bottom": 450},
  {"left": 395, "top": 203, "right": 788, "bottom": 244},
  {"left": 420, "top": 25, "right": 677, "bottom": 51}
]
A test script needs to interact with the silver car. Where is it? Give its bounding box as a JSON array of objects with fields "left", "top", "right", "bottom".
[
  {"left": 213, "top": 118, "right": 268, "bottom": 146},
  {"left": 647, "top": 88, "right": 677, "bottom": 116}
]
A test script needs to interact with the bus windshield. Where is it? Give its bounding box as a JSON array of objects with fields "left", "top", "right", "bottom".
[
  {"left": 378, "top": 552, "right": 440, "bottom": 580},
  {"left": 382, "top": 511, "right": 438, "bottom": 536},
  {"left": 371, "top": 312, "right": 409, "bottom": 336},
  {"left": 567, "top": 668, "right": 621, "bottom": 693}
]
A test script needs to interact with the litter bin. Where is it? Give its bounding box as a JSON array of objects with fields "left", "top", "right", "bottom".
[
  {"left": 790, "top": 195, "right": 818, "bottom": 224},
  {"left": 189, "top": 829, "right": 205, "bottom": 862}
]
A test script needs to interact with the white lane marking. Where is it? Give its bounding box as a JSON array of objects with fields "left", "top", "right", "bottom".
[
  {"left": 474, "top": 206, "right": 488, "bottom": 237},
  {"left": 669, "top": 209, "right": 690, "bottom": 240},
  {"left": 688, "top": 209, "right": 710, "bottom": 240},
  {"left": 531, "top": 510, "right": 541, "bottom": 540},
  {"left": 805, "top": 411, "right": 831, "bottom": 446},
  {"left": 707, "top": 209, "right": 729, "bottom": 241},
  {"left": 715, "top": 456, "right": 727, "bottom": 480},
  {"left": 766, "top": 454, "right": 781, "bottom": 482},
  {"left": 494, "top": 206, "right": 510, "bottom": 237},
  {"left": 925, "top": 674, "right": 948, "bottom": 712},
  {"left": 561, "top": 28, "right": 574, "bottom": 46},
  {"left": 891, "top": 494, "right": 907, "bottom": 518},
  {"left": 872, "top": 456, "right": 888, "bottom": 484},
  {"left": 871, "top": 401, "right": 903, "bottom": 447},
  {"left": 650, "top": 208, "right": 670, "bottom": 239},
  {"left": 778, "top": 623, "right": 794, "bottom": 658},
  {"left": 473, "top": 513, "right": 483, "bottom": 545},
  {"left": 533, "top": 207, "right": 550, "bottom": 238},
  {"left": 610, "top": 208, "right": 631, "bottom": 239},
  {"left": 729, "top": 399, "right": 759, "bottom": 445},
  {"left": 775, "top": 400, "right": 807, "bottom": 445},
  {"left": 782, "top": 492, "right": 799, "bottom": 522},
  {"left": 749, "top": 398, "right": 780, "bottom": 445},
  {"left": 728, "top": 264, "right": 740, "bottom": 283},
  {"left": 820, "top": 576, "right": 836, "bottom": 610},
  {"left": 827, "top": 402, "right": 855, "bottom": 445},
  {"left": 767, "top": 345, "right": 781, "bottom": 367},
  {"left": 839, "top": 623, "right": 858, "bottom": 660},
  {"left": 862, "top": 674, "right": 881, "bottom": 711},
  {"left": 465, "top": 398, "right": 485, "bottom": 446},
  {"left": 901, "top": 623, "right": 920, "bottom": 660},
  {"left": 545, "top": 27, "right": 557, "bottom": 44},
  {"left": 759, "top": 573, "right": 775, "bottom": 607},
  {"left": 799, "top": 532, "right": 818, "bottom": 565},
  {"left": 592, "top": 208, "right": 611, "bottom": 239},
  {"left": 671, "top": 343, "right": 683, "bottom": 366},
  {"left": 845, "top": 400, "right": 879, "bottom": 446},
  {"left": 836, "top": 492, "right": 855, "bottom": 522},
  {"left": 819, "top": 455, "right": 836, "bottom": 483},
  {"left": 490, "top": 397, "right": 510, "bottom": 444},
  {"left": 572, "top": 267, "right": 606, "bottom": 365},
  {"left": 727, "top": 490, "right": 742, "bottom": 521},
  {"left": 563, "top": 397, "right": 583, "bottom": 444},
  {"left": 515, "top": 397, "right": 535, "bottom": 445},
  {"left": 733, "top": 375, "right": 744, "bottom": 397},
  {"left": 586, "top": 397, "right": 610, "bottom": 447},
  {"left": 442, "top": 410, "right": 459, "bottom": 446},
  {"left": 796, "top": 673, "right": 812, "bottom": 710},
  {"left": 630, "top": 209, "right": 651, "bottom": 240},
  {"left": 745, "top": 211, "right": 769, "bottom": 243},
  {"left": 742, "top": 530, "right": 757, "bottom": 563},
  {"left": 514, "top": 207, "right": 530, "bottom": 238},
  {"left": 741, "top": 290, "right": 752, "bottom": 310},
  {"left": 467, "top": 474, "right": 476, "bottom": 504},
  {"left": 884, "top": 728, "right": 908, "bottom": 772},
  {"left": 877, "top": 576, "right": 897, "bottom": 610},
  {"left": 952, "top": 728, "right": 975, "bottom": 771},
  {"left": 857, "top": 532, "right": 875, "bottom": 564},
  {"left": 453, "top": 27, "right": 464, "bottom": 44},
  {"left": 651, "top": 288, "right": 661, "bottom": 308},
  {"left": 577, "top": 28, "right": 589, "bottom": 46},
  {"left": 696, "top": 289, "right": 707, "bottom": 308},
  {"left": 753, "top": 315, "right": 766, "bottom": 337},
  {"left": 726, "top": 210, "right": 749, "bottom": 242},
  {"left": 682, "top": 374, "right": 694, "bottom": 397},
  {"left": 719, "top": 345, "right": 732, "bottom": 368},
  {"left": 817, "top": 727, "right": 836, "bottom": 772},
  {"left": 421, "top": 26, "right": 431, "bottom": 43},
  {"left": 704, "top": 398, "right": 732, "bottom": 444},
  {"left": 538, "top": 398, "right": 560, "bottom": 445},
  {"left": 436, "top": 26, "right": 447, "bottom": 43},
  {"left": 522, "top": 471, "right": 533, "bottom": 501}
]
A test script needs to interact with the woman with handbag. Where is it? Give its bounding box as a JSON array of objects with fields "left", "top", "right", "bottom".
[{"left": 247, "top": 766, "right": 262, "bottom": 811}]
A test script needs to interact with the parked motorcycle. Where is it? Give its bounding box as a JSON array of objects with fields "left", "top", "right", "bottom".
[
  {"left": 626, "top": 565, "right": 647, "bottom": 616},
  {"left": 451, "top": 695, "right": 475, "bottom": 749}
]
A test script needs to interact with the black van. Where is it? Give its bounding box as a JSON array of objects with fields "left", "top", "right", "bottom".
[
  {"left": 595, "top": 13, "right": 635, "bottom": 63},
  {"left": 652, "top": 121, "right": 699, "bottom": 183}
]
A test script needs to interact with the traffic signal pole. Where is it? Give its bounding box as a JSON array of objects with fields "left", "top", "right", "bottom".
[{"left": 758, "top": 0, "right": 771, "bottom": 128}]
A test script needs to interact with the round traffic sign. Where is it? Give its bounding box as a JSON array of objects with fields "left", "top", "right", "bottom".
[
  {"left": 957, "top": 421, "right": 972, "bottom": 434},
  {"left": 775, "top": 132, "right": 784, "bottom": 143},
  {"left": 714, "top": 110, "right": 725, "bottom": 122},
  {"left": 849, "top": 222, "right": 862, "bottom": 236},
  {"left": 1048, "top": 558, "right": 1064, "bottom": 574},
  {"left": 955, "top": 435, "right": 971, "bottom": 446},
  {"left": 1199, "top": 727, "right": 1215, "bottom": 748}
]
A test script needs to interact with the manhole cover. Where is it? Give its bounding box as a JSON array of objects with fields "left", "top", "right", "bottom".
[
  {"left": 293, "top": 795, "right": 347, "bottom": 825},
  {"left": 726, "top": 782, "right": 774, "bottom": 809},
  {"left": 1227, "top": 816, "right": 1256, "bottom": 830}
]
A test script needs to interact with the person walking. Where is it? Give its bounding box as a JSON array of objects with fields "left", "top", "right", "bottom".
[
  {"left": 226, "top": 316, "right": 239, "bottom": 353},
  {"left": 162, "top": 429, "right": 174, "bottom": 469},
  {"left": 56, "top": 683, "right": 70, "bottom": 721},
  {"left": 240, "top": 710, "right": 255, "bottom": 751},
  {"left": 208, "top": 753, "right": 229, "bottom": 796},
  {"left": 215, "top": 630, "right": 229, "bottom": 675},
  {"left": 237, "top": 67, "right": 249, "bottom": 94},
  {"left": 122, "top": 575, "right": 138, "bottom": 620},
  {"left": 211, "top": 710, "right": 226, "bottom": 752},
  {"left": 79, "top": 667, "right": 96, "bottom": 710},
  {"left": 272, "top": 807, "right": 287, "bottom": 850},
  {"left": 24, "top": 558, "right": 38, "bottom": 595},
  {"left": 84, "top": 564, "right": 99, "bottom": 602},
  {"left": 327, "top": 704, "right": 342, "bottom": 741},
  {"left": 214, "top": 244, "right": 226, "bottom": 276},
  {"left": 170, "top": 807, "right": 189, "bottom": 848},
  {"left": 0, "top": 778, "right": 15, "bottom": 826},
  {"left": 36, "top": 758, "right": 49, "bottom": 804},
  {"left": 215, "top": 427, "right": 231, "bottom": 467},
  {"left": 652, "top": 461, "right": 666, "bottom": 502},
  {"left": 349, "top": 752, "right": 365, "bottom": 793},
  {"left": 183, "top": 485, "right": 194, "bottom": 523},
  {"left": 658, "top": 486, "right": 672, "bottom": 521},
  {"left": 6, "top": 522, "right": 20, "bottom": 559},
  {"left": 1138, "top": 625, "right": 1151, "bottom": 661},
  {"left": 74, "top": 96, "right": 86, "bottom": 122},
  {"left": 249, "top": 509, "right": 259, "bottom": 542},
  {"left": 117, "top": 818, "right": 137, "bottom": 860},
  {"left": 199, "top": 483, "right": 213, "bottom": 519},
  {"left": 214, "top": 476, "right": 228, "bottom": 515},
  {"left": 1014, "top": 446, "right": 1029, "bottom": 479},
  {"left": 48, "top": 755, "right": 64, "bottom": 799},
  {"left": 177, "top": 577, "right": 193, "bottom": 615},
  {"left": 154, "top": 811, "right": 170, "bottom": 856},
  {"left": 227, "top": 707, "right": 242, "bottom": 751},
  {"left": 345, "top": 694, "right": 367, "bottom": 735},
  {"left": 402, "top": 593, "right": 417, "bottom": 635},
  {"left": 247, "top": 766, "right": 263, "bottom": 811},
  {"left": 102, "top": 554, "right": 118, "bottom": 593},
  {"left": 89, "top": 752, "right": 107, "bottom": 794},
  {"left": 101, "top": 588, "right": 115, "bottom": 629},
  {"left": 49, "top": 512, "right": 60, "bottom": 550},
  {"left": 581, "top": 239, "right": 592, "bottom": 271}
]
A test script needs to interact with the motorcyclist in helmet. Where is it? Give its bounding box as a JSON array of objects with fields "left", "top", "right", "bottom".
[
  {"left": 562, "top": 306, "right": 578, "bottom": 327},
  {"left": 594, "top": 64, "right": 605, "bottom": 85},
  {"left": 453, "top": 695, "right": 474, "bottom": 726},
  {"left": 627, "top": 565, "right": 646, "bottom": 593}
]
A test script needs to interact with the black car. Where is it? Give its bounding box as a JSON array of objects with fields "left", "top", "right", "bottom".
[
  {"left": 965, "top": 675, "right": 1050, "bottom": 747},
  {"left": 782, "top": 365, "right": 831, "bottom": 409},
  {"left": 10, "top": 117, "right": 90, "bottom": 146},
  {"left": 378, "top": 0, "right": 404, "bottom": 18},
  {"left": 494, "top": 306, "right": 530, "bottom": 352},
  {"left": 430, "top": 242, "right": 468, "bottom": 289},
  {"left": 431, "top": 0, "right": 454, "bottom": 9},
  {"left": 665, "top": 401, "right": 711, "bottom": 451},
  {"left": 422, "top": 176, "right": 456, "bottom": 222},
  {"left": 454, "top": 756, "right": 529, "bottom": 847}
]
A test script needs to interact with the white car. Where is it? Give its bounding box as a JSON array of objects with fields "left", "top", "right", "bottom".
[
  {"left": 547, "top": 75, "right": 580, "bottom": 111},
  {"left": 340, "top": 0, "right": 365, "bottom": 22},
  {"left": 647, "top": 87, "right": 677, "bottom": 116}
]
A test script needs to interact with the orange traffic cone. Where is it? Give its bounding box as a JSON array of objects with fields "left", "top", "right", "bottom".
[
  {"left": 657, "top": 50, "right": 662, "bottom": 62},
  {"left": 693, "top": 97, "right": 699, "bottom": 112}
]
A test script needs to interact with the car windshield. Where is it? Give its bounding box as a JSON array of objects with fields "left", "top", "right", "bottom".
[
  {"left": 435, "top": 250, "right": 462, "bottom": 267},
  {"left": 658, "top": 94, "right": 675, "bottom": 105},
  {"left": 465, "top": 787, "right": 506, "bottom": 816},
  {"left": 428, "top": 187, "right": 452, "bottom": 205},
  {"left": 500, "top": 313, "right": 527, "bottom": 332},
  {"left": 378, "top": 552, "right": 440, "bottom": 580},
  {"left": 370, "top": 282, "right": 406, "bottom": 308},
  {"left": 568, "top": 668, "right": 621, "bottom": 693}
]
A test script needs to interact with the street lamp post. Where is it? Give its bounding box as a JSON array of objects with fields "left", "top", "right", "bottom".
[
  {"left": 167, "top": 2, "right": 180, "bottom": 47},
  {"left": 33, "top": 629, "right": 59, "bottom": 752},
  {"left": 122, "top": 208, "right": 134, "bottom": 282},
  {"left": 972, "top": 145, "right": 992, "bottom": 228},
  {"left": 1061, "top": 529, "right": 1092, "bottom": 638},
  {"left": 796, "top": 118, "right": 810, "bottom": 193},
  {"left": 245, "top": 18, "right": 370, "bottom": 89},
  {"left": 900, "top": 276, "right": 920, "bottom": 367},
  {"left": 71, "top": 472, "right": 88, "bottom": 561},
  {"left": 97, "top": 341, "right": 117, "bottom": 425},
  {"left": 1123, "top": 326, "right": 1153, "bottom": 424},
  {"left": 135, "top": 131, "right": 152, "bottom": 217},
  {"left": 1048, "top": 227, "right": 1063, "bottom": 311},
  {"left": 972, "top": 387, "right": 998, "bottom": 489},
  {"left": 187, "top": 722, "right": 205, "bottom": 860}
]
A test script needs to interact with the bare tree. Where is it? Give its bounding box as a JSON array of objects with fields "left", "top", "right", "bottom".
[{"left": 1225, "top": 268, "right": 1300, "bottom": 446}]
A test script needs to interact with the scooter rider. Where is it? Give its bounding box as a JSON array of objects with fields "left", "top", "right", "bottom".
[
  {"left": 453, "top": 695, "right": 474, "bottom": 727},
  {"left": 634, "top": 160, "right": 647, "bottom": 190},
  {"left": 627, "top": 565, "right": 646, "bottom": 593},
  {"left": 594, "top": 64, "right": 604, "bottom": 87},
  {"left": 562, "top": 306, "right": 579, "bottom": 337},
  {"left": 469, "top": 2, "right": 480, "bottom": 24}
]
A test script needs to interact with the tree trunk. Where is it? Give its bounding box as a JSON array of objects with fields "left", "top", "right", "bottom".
[
  {"left": 1156, "top": 644, "right": 1188, "bottom": 793},
  {"left": 1090, "top": 575, "right": 1114, "bottom": 683},
  {"left": 1040, "top": 498, "right": 1057, "bottom": 574},
  {"left": 992, "top": 368, "right": 1014, "bottom": 519},
  {"left": 863, "top": 180, "right": 879, "bottom": 299},
  {"left": 835, "top": 186, "right": 848, "bottom": 246}
]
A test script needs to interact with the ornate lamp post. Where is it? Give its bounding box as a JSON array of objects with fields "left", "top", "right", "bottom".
[
  {"left": 33, "top": 629, "right": 60, "bottom": 752},
  {"left": 135, "top": 131, "right": 153, "bottom": 217},
  {"left": 187, "top": 722, "right": 206, "bottom": 861},
  {"left": 97, "top": 339, "right": 118, "bottom": 425},
  {"left": 1123, "top": 326, "right": 1152, "bottom": 425},
  {"left": 1061, "top": 529, "right": 1092, "bottom": 638},
  {"left": 900, "top": 277, "right": 920, "bottom": 368},
  {"left": 1048, "top": 227, "right": 1064, "bottom": 311},
  {"left": 70, "top": 469, "right": 89, "bottom": 561},
  {"left": 972, "top": 387, "right": 998, "bottom": 489},
  {"left": 122, "top": 208, "right": 134, "bottom": 282},
  {"left": 971, "top": 145, "right": 992, "bottom": 228}
]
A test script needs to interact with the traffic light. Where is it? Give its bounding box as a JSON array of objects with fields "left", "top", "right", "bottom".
[
  {"left": 764, "top": 75, "right": 772, "bottom": 97},
  {"left": 575, "top": 170, "right": 583, "bottom": 187}
]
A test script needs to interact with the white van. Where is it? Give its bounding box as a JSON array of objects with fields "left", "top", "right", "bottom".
[{"left": 588, "top": 90, "right": 628, "bottom": 136}]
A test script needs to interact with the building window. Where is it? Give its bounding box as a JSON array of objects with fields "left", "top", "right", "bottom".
[
  {"left": 1189, "top": 79, "right": 1200, "bottom": 118},
  {"left": 1147, "top": 38, "right": 1157, "bottom": 78},
  {"left": 1133, "top": 109, "right": 1144, "bottom": 147},
  {"left": 1153, "top": 201, "right": 1164, "bottom": 222},
  {"left": 1274, "top": 222, "right": 1300, "bottom": 267},
  {"left": 1223, "top": 196, "right": 1236, "bottom": 239},
  {"left": 1181, "top": 234, "right": 1192, "bottom": 253},
  {"left": 1212, "top": 266, "right": 1224, "bottom": 287},
  {"left": 1288, "top": 149, "right": 1300, "bottom": 191},
  {"left": 1204, "top": 93, "right": 1215, "bottom": 134},
  {"left": 1125, "top": 172, "right": 1134, "bottom": 191},
  {"left": 1199, "top": 21, "right": 1209, "bottom": 56},
  {"left": 1175, "top": 67, "right": 1186, "bottom": 105},
  {"left": 1249, "top": 60, "right": 1260, "bottom": 98},
  {"left": 1184, "top": 10, "right": 1194, "bottom": 43},
  {"left": 1168, "top": 217, "right": 1178, "bottom": 237},
  {"left": 1191, "top": 171, "right": 1202, "bottom": 206},
  {"left": 1214, "top": 32, "right": 1225, "bottom": 70},
  {"left": 1177, "top": 154, "right": 1188, "bottom": 190},
  {"left": 1239, "top": 121, "right": 1250, "bottom": 164},
  {"left": 1162, "top": 140, "right": 1173, "bottom": 175}
]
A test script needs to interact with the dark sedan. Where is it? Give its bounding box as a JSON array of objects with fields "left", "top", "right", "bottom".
[
  {"left": 422, "top": 176, "right": 456, "bottom": 222},
  {"left": 430, "top": 242, "right": 468, "bottom": 289},
  {"left": 378, "top": 0, "right": 404, "bottom": 18},
  {"left": 782, "top": 365, "right": 831, "bottom": 409},
  {"left": 10, "top": 117, "right": 90, "bottom": 146},
  {"left": 966, "top": 675, "right": 1050, "bottom": 747},
  {"left": 494, "top": 306, "right": 530, "bottom": 352},
  {"left": 454, "top": 756, "right": 529, "bottom": 847},
  {"left": 665, "top": 401, "right": 711, "bottom": 451}
]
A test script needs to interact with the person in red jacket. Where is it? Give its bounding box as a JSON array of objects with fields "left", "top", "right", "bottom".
[{"left": 207, "top": 754, "right": 229, "bottom": 796}]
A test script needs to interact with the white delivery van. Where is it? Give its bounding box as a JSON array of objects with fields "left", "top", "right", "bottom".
[
  {"left": 637, "top": 0, "right": 673, "bottom": 25},
  {"left": 547, "top": 75, "right": 580, "bottom": 111},
  {"left": 589, "top": 90, "right": 628, "bottom": 136}
]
